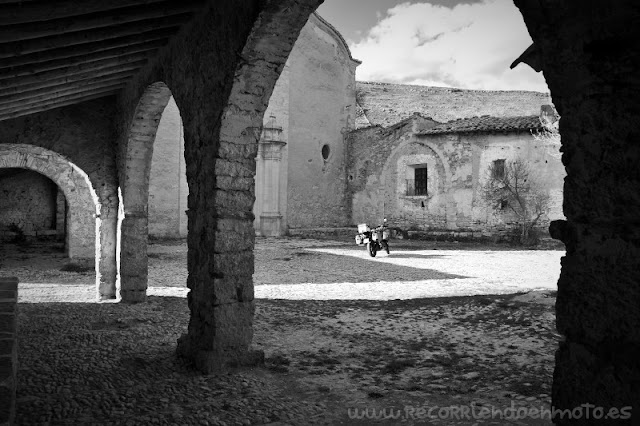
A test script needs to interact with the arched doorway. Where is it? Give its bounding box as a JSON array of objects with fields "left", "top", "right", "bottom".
[{"left": 0, "top": 145, "right": 97, "bottom": 259}]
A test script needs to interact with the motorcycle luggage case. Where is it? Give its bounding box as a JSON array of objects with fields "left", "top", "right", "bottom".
[{"left": 357, "top": 224, "right": 369, "bottom": 233}]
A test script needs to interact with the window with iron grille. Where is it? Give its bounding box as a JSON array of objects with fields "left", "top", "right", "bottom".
[
  {"left": 405, "top": 164, "right": 428, "bottom": 196},
  {"left": 492, "top": 159, "right": 506, "bottom": 180},
  {"left": 414, "top": 167, "right": 428, "bottom": 195}
]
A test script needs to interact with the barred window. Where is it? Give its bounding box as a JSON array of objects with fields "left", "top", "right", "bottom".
[
  {"left": 414, "top": 167, "right": 428, "bottom": 196},
  {"left": 492, "top": 159, "right": 506, "bottom": 179}
]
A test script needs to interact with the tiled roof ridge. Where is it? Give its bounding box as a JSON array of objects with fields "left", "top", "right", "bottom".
[{"left": 416, "top": 114, "right": 543, "bottom": 135}]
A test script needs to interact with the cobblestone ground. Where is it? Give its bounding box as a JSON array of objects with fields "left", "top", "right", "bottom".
[{"left": 1, "top": 237, "right": 561, "bottom": 425}]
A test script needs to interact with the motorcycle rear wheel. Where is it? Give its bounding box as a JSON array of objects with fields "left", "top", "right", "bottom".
[
  {"left": 383, "top": 241, "right": 390, "bottom": 254},
  {"left": 367, "top": 242, "right": 377, "bottom": 257}
]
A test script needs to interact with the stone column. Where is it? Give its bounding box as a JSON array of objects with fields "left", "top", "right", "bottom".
[
  {"left": 97, "top": 193, "right": 119, "bottom": 300},
  {"left": 119, "top": 212, "right": 148, "bottom": 303},
  {"left": 172, "top": 0, "right": 321, "bottom": 373},
  {"left": 0, "top": 276, "right": 18, "bottom": 426},
  {"left": 55, "top": 188, "right": 66, "bottom": 238},
  {"left": 255, "top": 118, "right": 286, "bottom": 237}
]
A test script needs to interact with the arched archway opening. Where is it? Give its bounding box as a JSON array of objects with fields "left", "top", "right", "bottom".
[
  {"left": 0, "top": 144, "right": 109, "bottom": 294},
  {"left": 0, "top": 145, "right": 98, "bottom": 259},
  {"left": 119, "top": 81, "right": 173, "bottom": 303},
  {"left": 148, "top": 96, "right": 188, "bottom": 240},
  {"left": 0, "top": 168, "right": 65, "bottom": 250}
]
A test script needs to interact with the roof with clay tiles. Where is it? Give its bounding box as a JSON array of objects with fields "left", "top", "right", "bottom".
[{"left": 416, "top": 115, "right": 544, "bottom": 135}]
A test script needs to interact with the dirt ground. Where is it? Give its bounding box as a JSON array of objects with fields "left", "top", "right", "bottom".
[{"left": 1, "top": 238, "right": 561, "bottom": 425}]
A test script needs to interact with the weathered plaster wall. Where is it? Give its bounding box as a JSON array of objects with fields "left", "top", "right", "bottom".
[
  {"left": 0, "top": 169, "right": 58, "bottom": 237},
  {"left": 150, "top": 13, "right": 358, "bottom": 235},
  {"left": 348, "top": 121, "right": 565, "bottom": 236},
  {"left": 347, "top": 118, "right": 438, "bottom": 227},
  {"left": 148, "top": 96, "right": 187, "bottom": 238},
  {"left": 473, "top": 133, "right": 565, "bottom": 230},
  {"left": 285, "top": 14, "right": 359, "bottom": 229},
  {"left": 254, "top": 55, "right": 290, "bottom": 235}
]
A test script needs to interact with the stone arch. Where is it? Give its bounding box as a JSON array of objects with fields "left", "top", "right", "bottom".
[
  {"left": 0, "top": 144, "right": 97, "bottom": 259},
  {"left": 173, "top": 0, "right": 323, "bottom": 373},
  {"left": 120, "top": 81, "right": 173, "bottom": 302},
  {"left": 379, "top": 135, "right": 455, "bottom": 228}
]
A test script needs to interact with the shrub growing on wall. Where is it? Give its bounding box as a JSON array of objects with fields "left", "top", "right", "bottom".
[{"left": 481, "top": 157, "right": 551, "bottom": 245}]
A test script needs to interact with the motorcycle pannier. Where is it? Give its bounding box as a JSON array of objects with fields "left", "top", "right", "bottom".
[{"left": 357, "top": 224, "right": 369, "bottom": 233}]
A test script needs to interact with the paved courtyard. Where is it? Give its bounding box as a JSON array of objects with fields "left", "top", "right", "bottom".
[
  {"left": 12, "top": 238, "right": 562, "bottom": 303},
  {"left": 3, "top": 238, "right": 562, "bottom": 425}
]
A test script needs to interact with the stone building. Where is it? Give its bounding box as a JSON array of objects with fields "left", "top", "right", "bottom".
[
  {"left": 146, "top": 13, "right": 360, "bottom": 238},
  {"left": 348, "top": 109, "right": 565, "bottom": 239},
  {"left": 0, "top": 1, "right": 639, "bottom": 421}
]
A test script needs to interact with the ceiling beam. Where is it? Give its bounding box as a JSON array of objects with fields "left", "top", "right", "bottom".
[
  {"left": 0, "top": 14, "right": 191, "bottom": 58},
  {"left": 0, "top": 93, "right": 119, "bottom": 122},
  {"left": 0, "top": 0, "right": 172, "bottom": 25},
  {"left": 0, "top": 84, "right": 125, "bottom": 115},
  {"left": 0, "top": 50, "right": 154, "bottom": 82},
  {"left": 0, "top": 44, "right": 159, "bottom": 80},
  {"left": 0, "top": 1, "right": 203, "bottom": 43},
  {"left": 0, "top": 59, "right": 148, "bottom": 91},
  {"left": 0, "top": 77, "right": 131, "bottom": 105},
  {"left": 0, "top": 30, "right": 173, "bottom": 69},
  {"left": 0, "top": 68, "right": 139, "bottom": 97}
]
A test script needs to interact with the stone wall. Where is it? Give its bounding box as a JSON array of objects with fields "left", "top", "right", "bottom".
[
  {"left": 348, "top": 118, "right": 565, "bottom": 237},
  {"left": 0, "top": 145, "right": 97, "bottom": 258},
  {"left": 0, "top": 169, "right": 59, "bottom": 239},
  {"left": 285, "top": 13, "right": 359, "bottom": 229},
  {"left": 0, "top": 277, "right": 18, "bottom": 426},
  {"left": 0, "top": 98, "right": 118, "bottom": 198}
]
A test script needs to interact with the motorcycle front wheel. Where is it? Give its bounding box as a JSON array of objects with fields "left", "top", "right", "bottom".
[
  {"left": 383, "top": 241, "right": 390, "bottom": 254},
  {"left": 367, "top": 242, "right": 377, "bottom": 257}
]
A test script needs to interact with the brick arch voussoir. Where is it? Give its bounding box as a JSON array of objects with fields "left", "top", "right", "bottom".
[
  {"left": 122, "top": 81, "right": 173, "bottom": 215},
  {"left": 0, "top": 144, "right": 97, "bottom": 258}
]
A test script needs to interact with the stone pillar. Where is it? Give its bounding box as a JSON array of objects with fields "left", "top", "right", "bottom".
[
  {"left": 172, "top": 0, "right": 321, "bottom": 373},
  {"left": 513, "top": 0, "right": 640, "bottom": 421},
  {"left": 55, "top": 188, "right": 66, "bottom": 238},
  {"left": 255, "top": 117, "right": 286, "bottom": 237},
  {"left": 97, "top": 196, "right": 119, "bottom": 300},
  {"left": 0, "top": 276, "right": 18, "bottom": 426},
  {"left": 119, "top": 213, "right": 148, "bottom": 303}
]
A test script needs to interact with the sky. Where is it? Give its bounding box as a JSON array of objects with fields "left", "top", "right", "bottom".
[{"left": 315, "top": 0, "right": 549, "bottom": 92}]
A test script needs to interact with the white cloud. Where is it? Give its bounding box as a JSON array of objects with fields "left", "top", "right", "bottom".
[{"left": 350, "top": 0, "right": 549, "bottom": 92}]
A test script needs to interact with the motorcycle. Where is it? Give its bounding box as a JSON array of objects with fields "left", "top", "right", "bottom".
[{"left": 354, "top": 218, "right": 390, "bottom": 257}]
